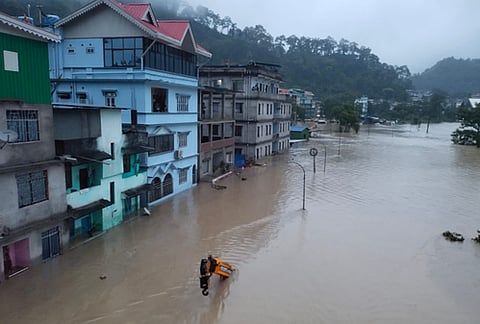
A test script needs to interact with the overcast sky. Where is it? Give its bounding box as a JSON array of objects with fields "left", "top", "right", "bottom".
[{"left": 186, "top": 0, "right": 480, "bottom": 74}]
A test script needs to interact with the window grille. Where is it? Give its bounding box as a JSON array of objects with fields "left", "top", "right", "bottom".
[
  {"left": 178, "top": 133, "right": 188, "bottom": 147},
  {"left": 179, "top": 168, "right": 188, "bottom": 184},
  {"left": 17, "top": 170, "right": 48, "bottom": 207},
  {"left": 148, "top": 134, "right": 174, "bottom": 154},
  {"left": 176, "top": 94, "right": 190, "bottom": 112},
  {"left": 7, "top": 110, "right": 39, "bottom": 142}
]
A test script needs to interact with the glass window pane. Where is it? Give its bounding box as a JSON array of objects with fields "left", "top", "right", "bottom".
[
  {"left": 105, "top": 49, "right": 112, "bottom": 66},
  {"left": 135, "top": 49, "right": 142, "bottom": 66},
  {"left": 112, "top": 38, "right": 123, "bottom": 49},
  {"left": 113, "top": 50, "right": 123, "bottom": 66},
  {"left": 124, "top": 38, "right": 135, "bottom": 48},
  {"left": 104, "top": 38, "right": 112, "bottom": 49},
  {"left": 124, "top": 49, "right": 134, "bottom": 65}
]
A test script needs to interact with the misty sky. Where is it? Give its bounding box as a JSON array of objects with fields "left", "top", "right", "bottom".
[{"left": 186, "top": 0, "right": 480, "bottom": 73}]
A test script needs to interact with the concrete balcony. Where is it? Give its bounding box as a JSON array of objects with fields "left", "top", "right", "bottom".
[{"left": 66, "top": 184, "right": 105, "bottom": 209}]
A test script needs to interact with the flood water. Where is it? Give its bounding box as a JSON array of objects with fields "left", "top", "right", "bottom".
[{"left": 1, "top": 123, "right": 480, "bottom": 324}]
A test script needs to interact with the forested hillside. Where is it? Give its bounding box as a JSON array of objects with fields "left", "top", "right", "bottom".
[
  {"left": 4, "top": 0, "right": 412, "bottom": 100},
  {"left": 411, "top": 57, "right": 480, "bottom": 96}
]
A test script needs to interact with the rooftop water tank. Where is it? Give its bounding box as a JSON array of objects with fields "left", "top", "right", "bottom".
[
  {"left": 44, "top": 14, "right": 60, "bottom": 26},
  {"left": 17, "top": 16, "right": 34, "bottom": 25}
]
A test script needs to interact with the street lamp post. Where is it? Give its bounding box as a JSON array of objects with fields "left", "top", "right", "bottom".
[
  {"left": 319, "top": 143, "right": 327, "bottom": 174},
  {"left": 290, "top": 160, "right": 306, "bottom": 210},
  {"left": 309, "top": 148, "right": 318, "bottom": 173}
]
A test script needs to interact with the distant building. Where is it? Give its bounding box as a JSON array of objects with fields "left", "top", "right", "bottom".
[
  {"left": 355, "top": 96, "right": 369, "bottom": 115},
  {"left": 290, "top": 125, "right": 310, "bottom": 140},
  {"left": 200, "top": 62, "right": 291, "bottom": 162},
  {"left": 288, "top": 89, "right": 315, "bottom": 120},
  {"left": 198, "top": 85, "right": 236, "bottom": 180}
]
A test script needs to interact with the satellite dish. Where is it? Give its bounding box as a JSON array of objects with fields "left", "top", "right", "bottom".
[{"left": 0, "top": 130, "right": 18, "bottom": 143}]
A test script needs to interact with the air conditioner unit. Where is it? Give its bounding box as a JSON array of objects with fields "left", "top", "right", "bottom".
[{"left": 174, "top": 150, "right": 183, "bottom": 159}]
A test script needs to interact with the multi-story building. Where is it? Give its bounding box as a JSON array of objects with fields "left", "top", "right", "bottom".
[
  {"left": 198, "top": 86, "right": 236, "bottom": 180},
  {"left": 0, "top": 12, "right": 66, "bottom": 280},
  {"left": 53, "top": 105, "right": 149, "bottom": 245},
  {"left": 199, "top": 62, "right": 290, "bottom": 162},
  {"left": 48, "top": 0, "right": 211, "bottom": 205},
  {"left": 289, "top": 88, "right": 315, "bottom": 120},
  {"left": 273, "top": 92, "right": 292, "bottom": 154}
]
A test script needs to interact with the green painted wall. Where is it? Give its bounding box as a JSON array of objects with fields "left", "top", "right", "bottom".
[{"left": 0, "top": 32, "right": 51, "bottom": 104}]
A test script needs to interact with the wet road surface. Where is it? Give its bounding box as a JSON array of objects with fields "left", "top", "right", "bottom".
[{"left": 1, "top": 123, "right": 479, "bottom": 324}]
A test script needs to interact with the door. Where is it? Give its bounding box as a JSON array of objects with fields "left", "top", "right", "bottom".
[
  {"left": 2, "top": 246, "right": 12, "bottom": 279},
  {"left": 41, "top": 227, "right": 60, "bottom": 260},
  {"left": 79, "top": 168, "right": 88, "bottom": 189},
  {"left": 81, "top": 216, "right": 91, "bottom": 236}
]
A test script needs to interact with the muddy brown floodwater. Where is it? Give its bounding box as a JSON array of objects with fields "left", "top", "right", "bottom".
[{"left": 1, "top": 123, "right": 480, "bottom": 324}]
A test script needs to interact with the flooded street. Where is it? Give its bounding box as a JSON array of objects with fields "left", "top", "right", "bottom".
[{"left": 1, "top": 123, "right": 480, "bottom": 324}]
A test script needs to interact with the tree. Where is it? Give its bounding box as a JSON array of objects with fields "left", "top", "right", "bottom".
[
  {"left": 423, "top": 91, "right": 446, "bottom": 133},
  {"left": 451, "top": 105, "right": 480, "bottom": 146},
  {"left": 333, "top": 103, "right": 360, "bottom": 133}
]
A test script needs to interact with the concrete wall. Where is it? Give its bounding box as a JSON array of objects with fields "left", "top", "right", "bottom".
[
  {"left": 0, "top": 103, "right": 56, "bottom": 165},
  {"left": 0, "top": 163, "right": 66, "bottom": 230},
  {"left": 61, "top": 6, "right": 147, "bottom": 39}
]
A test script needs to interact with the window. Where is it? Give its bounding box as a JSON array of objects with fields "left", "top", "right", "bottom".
[
  {"left": 77, "top": 93, "right": 87, "bottom": 104},
  {"left": 110, "top": 182, "right": 115, "bottom": 203},
  {"left": 179, "top": 168, "right": 188, "bottom": 184},
  {"left": 150, "top": 177, "right": 161, "bottom": 202},
  {"left": 225, "top": 123, "right": 233, "bottom": 138},
  {"left": 257, "top": 126, "right": 260, "bottom": 138},
  {"left": 65, "top": 163, "right": 72, "bottom": 189},
  {"left": 258, "top": 103, "right": 261, "bottom": 115},
  {"left": 143, "top": 39, "right": 197, "bottom": 77},
  {"left": 3, "top": 50, "right": 19, "bottom": 72},
  {"left": 202, "top": 159, "right": 210, "bottom": 174},
  {"left": 148, "top": 134, "right": 174, "bottom": 154},
  {"left": 7, "top": 110, "right": 39, "bottom": 143},
  {"left": 176, "top": 94, "right": 190, "bottom": 112},
  {"left": 104, "top": 37, "right": 142, "bottom": 67},
  {"left": 123, "top": 154, "right": 131, "bottom": 173},
  {"left": 79, "top": 168, "right": 89, "bottom": 189},
  {"left": 110, "top": 143, "right": 115, "bottom": 160},
  {"left": 86, "top": 47, "right": 94, "bottom": 54},
  {"left": 235, "top": 125, "right": 242, "bottom": 137},
  {"left": 17, "top": 170, "right": 48, "bottom": 208},
  {"left": 235, "top": 102, "right": 243, "bottom": 113},
  {"left": 178, "top": 133, "right": 187, "bottom": 147},
  {"left": 232, "top": 80, "right": 244, "bottom": 91},
  {"left": 163, "top": 174, "right": 173, "bottom": 196},
  {"left": 213, "top": 124, "right": 221, "bottom": 140},
  {"left": 57, "top": 91, "right": 72, "bottom": 100},
  {"left": 41, "top": 227, "right": 60, "bottom": 260},
  {"left": 152, "top": 88, "right": 167, "bottom": 112},
  {"left": 103, "top": 91, "right": 117, "bottom": 107}
]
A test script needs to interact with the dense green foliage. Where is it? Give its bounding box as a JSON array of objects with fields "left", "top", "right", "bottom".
[
  {"left": 412, "top": 57, "right": 480, "bottom": 96},
  {"left": 366, "top": 91, "right": 457, "bottom": 125},
  {"left": 188, "top": 19, "right": 412, "bottom": 101}
]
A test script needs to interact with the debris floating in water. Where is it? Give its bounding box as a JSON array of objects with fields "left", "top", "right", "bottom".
[
  {"left": 472, "top": 229, "right": 480, "bottom": 243},
  {"left": 442, "top": 231, "right": 464, "bottom": 242}
]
